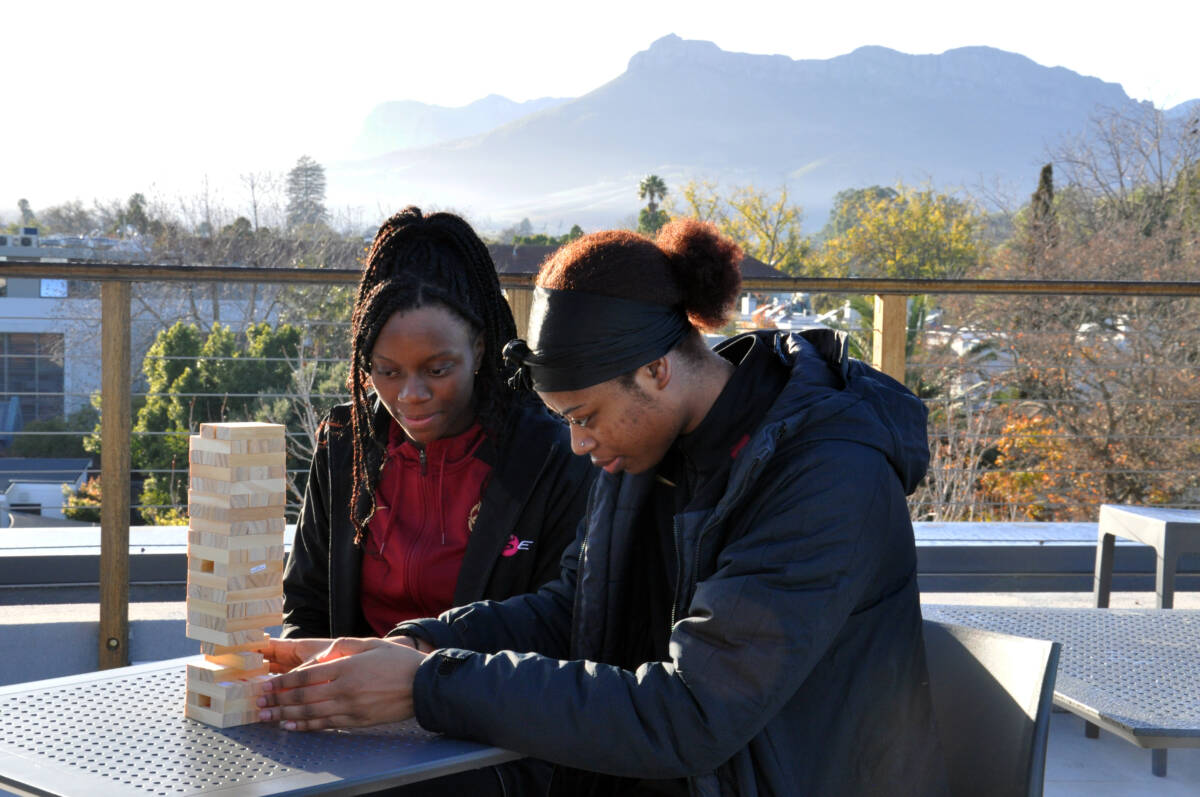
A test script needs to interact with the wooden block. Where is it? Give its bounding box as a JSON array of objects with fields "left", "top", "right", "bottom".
[
  {"left": 189, "top": 488, "right": 286, "bottom": 509},
  {"left": 185, "top": 701, "right": 260, "bottom": 728},
  {"left": 200, "top": 422, "right": 285, "bottom": 441},
  {"left": 188, "top": 673, "right": 271, "bottom": 701},
  {"left": 189, "top": 448, "right": 285, "bottom": 468},
  {"left": 188, "top": 500, "right": 283, "bottom": 523},
  {"left": 190, "top": 463, "right": 286, "bottom": 482},
  {"left": 189, "top": 595, "right": 283, "bottom": 620},
  {"left": 187, "top": 657, "right": 269, "bottom": 684},
  {"left": 189, "top": 514, "right": 285, "bottom": 538},
  {"left": 188, "top": 528, "right": 282, "bottom": 551},
  {"left": 188, "top": 558, "right": 284, "bottom": 580},
  {"left": 188, "top": 608, "right": 282, "bottom": 633},
  {"left": 190, "top": 475, "right": 287, "bottom": 497},
  {"left": 188, "top": 579, "right": 282, "bottom": 605},
  {"left": 199, "top": 635, "right": 270, "bottom": 656},
  {"left": 189, "top": 624, "right": 273, "bottom": 648},
  {"left": 188, "top": 540, "right": 284, "bottom": 565},
  {"left": 204, "top": 651, "right": 265, "bottom": 669},
  {"left": 190, "top": 435, "right": 286, "bottom": 455}
]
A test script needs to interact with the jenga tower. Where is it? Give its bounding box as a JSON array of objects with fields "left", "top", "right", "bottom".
[{"left": 184, "top": 422, "right": 287, "bottom": 728}]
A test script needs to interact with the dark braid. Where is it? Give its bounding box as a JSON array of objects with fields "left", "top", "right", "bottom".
[{"left": 348, "top": 207, "right": 526, "bottom": 545}]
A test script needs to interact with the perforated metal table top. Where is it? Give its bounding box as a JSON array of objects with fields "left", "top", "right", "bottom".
[
  {"left": 922, "top": 605, "right": 1200, "bottom": 749},
  {"left": 0, "top": 656, "right": 519, "bottom": 796}
]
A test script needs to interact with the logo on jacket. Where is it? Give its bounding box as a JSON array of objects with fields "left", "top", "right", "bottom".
[{"left": 502, "top": 535, "right": 534, "bottom": 557}]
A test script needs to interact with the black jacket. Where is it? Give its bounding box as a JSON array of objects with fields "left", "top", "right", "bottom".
[
  {"left": 397, "top": 330, "right": 949, "bottom": 796},
  {"left": 282, "top": 397, "right": 594, "bottom": 639}
]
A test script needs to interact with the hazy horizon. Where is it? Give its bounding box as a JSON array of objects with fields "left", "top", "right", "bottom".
[{"left": 5, "top": 0, "right": 1198, "bottom": 232}]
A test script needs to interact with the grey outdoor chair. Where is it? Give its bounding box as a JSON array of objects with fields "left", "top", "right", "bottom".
[{"left": 923, "top": 619, "right": 1061, "bottom": 797}]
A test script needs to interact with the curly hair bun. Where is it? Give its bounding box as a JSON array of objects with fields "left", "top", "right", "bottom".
[{"left": 656, "top": 218, "right": 743, "bottom": 330}]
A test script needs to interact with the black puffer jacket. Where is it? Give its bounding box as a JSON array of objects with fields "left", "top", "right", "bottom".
[
  {"left": 282, "top": 397, "right": 594, "bottom": 639},
  {"left": 397, "top": 330, "right": 949, "bottom": 796}
]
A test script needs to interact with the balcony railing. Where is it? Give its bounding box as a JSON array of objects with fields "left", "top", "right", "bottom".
[{"left": 1, "top": 258, "right": 1198, "bottom": 670}]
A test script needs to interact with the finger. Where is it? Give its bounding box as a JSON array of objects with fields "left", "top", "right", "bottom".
[
  {"left": 311, "top": 637, "right": 377, "bottom": 663},
  {"left": 267, "top": 659, "right": 292, "bottom": 675},
  {"left": 257, "top": 697, "right": 339, "bottom": 725},
  {"left": 267, "top": 678, "right": 340, "bottom": 708},
  {"left": 267, "top": 657, "right": 344, "bottom": 691}
]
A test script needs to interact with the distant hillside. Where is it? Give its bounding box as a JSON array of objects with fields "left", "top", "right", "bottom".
[
  {"left": 353, "top": 94, "right": 570, "bottom": 158},
  {"left": 1166, "top": 98, "right": 1200, "bottom": 121},
  {"left": 333, "top": 35, "right": 1150, "bottom": 230}
]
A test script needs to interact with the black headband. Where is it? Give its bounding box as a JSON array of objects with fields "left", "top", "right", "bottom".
[{"left": 504, "top": 287, "right": 690, "bottom": 392}]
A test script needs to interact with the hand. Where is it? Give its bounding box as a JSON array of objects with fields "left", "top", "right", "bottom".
[
  {"left": 256, "top": 637, "right": 428, "bottom": 731},
  {"left": 263, "top": 636, "right": 423, "bottom": 673},
  {"left": 262, "top": 637, "right": 337, "bottom": 673}
]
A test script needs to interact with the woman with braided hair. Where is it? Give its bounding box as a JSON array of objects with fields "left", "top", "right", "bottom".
[
  {"left": 280, "top": 206, "right": 592, "bottom": 794},
  {"left": 265, "top": 217, "right": 947, "bottom": 796}
]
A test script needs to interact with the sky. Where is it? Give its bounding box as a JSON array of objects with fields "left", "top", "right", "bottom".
[{"left": 4, "top": 0, "right": 1198, "bottom": 219}]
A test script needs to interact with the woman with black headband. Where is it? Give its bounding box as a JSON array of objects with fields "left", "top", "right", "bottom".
[
  {"left": 260, "top": 218, "right": 949, "bottom": 796},
  {"left": 280, "top": 206, "right": 593, "bottom": 794}
]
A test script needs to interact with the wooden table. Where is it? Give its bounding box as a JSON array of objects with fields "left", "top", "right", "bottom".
[
  {"left": 922, "top": 605, "right": 1200, "bottom": 777},
  {"left": 0, "top": 656, "right": 519, "bottom": 796}
]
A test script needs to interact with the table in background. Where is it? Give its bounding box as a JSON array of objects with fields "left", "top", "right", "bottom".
[
  {"left": 922, "top": 605, "right": 1200, "bottom": 777},
  {"left": 0, "top": 656, "right": 519, "bottom": 796}
]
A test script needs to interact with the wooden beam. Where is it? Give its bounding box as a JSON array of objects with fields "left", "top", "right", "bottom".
[
  {"left": 99, "top": 281, "right": 132, "bottom": 670},
  {"left": 872, "top": 293, "right": 907, "bottom": 383},
  {"left": 3, "top": 260, "right": 1200, "bottom": 297}
]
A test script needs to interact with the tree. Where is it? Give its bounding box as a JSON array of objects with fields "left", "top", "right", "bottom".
[
  {"left": 124, "top": 192, "right": 150, "bottom": 235},
  {"left": 9, "top": 405, "right": 99, "bottom": 458},
  {"left": 1029, "top": 164, "right": 1057, "bottom": 254},
  {"left": 119, "top": 320, "right": 305, "bottom": 523},
  {"left": 638, "top": 207, "right": 670, "bottom": 236},
  {"left": 637, "top": 175, "right": 670, "bottom": 236},
  {"left": 17, "top": 198, "right": 35, "bottom": 226},
  {"left": 671, "top": 180, "right": 812, "bottom": 275},
  {"left": 638, "top": 175, "right": 668, "bottom": 213},
  {"left": 513, "top": 224, "right": 585, "bottom": 246},
  {"left": 946, "top": 110, "right": 1200, "bottom": 519},
  {"left": 63, "top": 477, "right": 102, "bottom": 524},
  {"left": 819, "top": 186, "right": 900, "bottom": 242},
  {"left": 38, "top": 200, "right": 96, "bottom": 234},
  {"left": 818, "top": 185, "right": 985, "bottom": 279},
  {"left": 286, "top": 155, "right": 328, "bottom": 229}
]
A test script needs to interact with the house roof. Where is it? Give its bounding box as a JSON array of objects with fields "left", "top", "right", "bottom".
[
  {"left": 487, "top": 244, "right": 790, "bottom": 280},
  {"left": 0, "top": 458, "right": 93, "bottom": 493}
]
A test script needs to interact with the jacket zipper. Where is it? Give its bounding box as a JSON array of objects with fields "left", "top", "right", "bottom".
[
  {"left": 669, "top": 513, "right": 683, "bottom": 629},
  {"left": 418, "top": 447, "right": 427, "bottom": 475}
]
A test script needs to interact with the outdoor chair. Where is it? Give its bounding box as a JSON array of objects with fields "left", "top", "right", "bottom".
[{"left": 923, "top": 619, "right": 1060, "bottom": 797}]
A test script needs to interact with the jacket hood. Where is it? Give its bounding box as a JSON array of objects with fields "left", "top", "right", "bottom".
[{"left": 716, "top": 329, "right": 929, "bottom": 495}]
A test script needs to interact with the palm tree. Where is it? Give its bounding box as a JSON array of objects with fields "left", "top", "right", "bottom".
[{"left": 638, "top": 175, "right": 668, "bottom": 213}]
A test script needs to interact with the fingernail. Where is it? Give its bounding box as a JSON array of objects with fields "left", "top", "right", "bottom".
[
  {"left": 259, "top": 710, "right": 272, "bottom": 721},
  {"left": 283, "top": 721, "right": 297, "bottom": 731},
  {"left": 261, "top": 681, "right": 274, "bottom": 692},
  {"left": 256, "top": 697, "right": 266, "bottom": 707}
]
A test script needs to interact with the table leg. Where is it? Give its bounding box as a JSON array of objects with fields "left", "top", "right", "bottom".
[
  {"left": 1152, "top": 748, "right": 1167, "bottom": 777},
  {"left": 1156, "top": 545, "right": 1176, "bottom": 610},
  {"left": 1094, "top": 532, "right": 1115, "bottom": 608}
]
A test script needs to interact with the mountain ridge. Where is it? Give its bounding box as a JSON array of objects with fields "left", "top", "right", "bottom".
[{"left": 334, "top": 35, "right": 1192, "bottom": 230}]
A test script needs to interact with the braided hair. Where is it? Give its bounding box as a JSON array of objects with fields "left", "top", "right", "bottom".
[{"left": 348, "top": 206, "right": 523, "bottom": 544}]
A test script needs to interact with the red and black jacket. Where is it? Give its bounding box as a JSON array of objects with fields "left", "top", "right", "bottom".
[{"left": 281, "top": 397, "right": 593, "bottom": 639}]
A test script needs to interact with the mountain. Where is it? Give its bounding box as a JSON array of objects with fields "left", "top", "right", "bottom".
[
  {"left": 333, "top": 35, "right": 1149, "bottom": 230},
  {"left": 352, "top": 94, "right": 571, "bottom": 158},
  {"left": 1165, "top": 98, "right": 1200, "bottom": 121}
]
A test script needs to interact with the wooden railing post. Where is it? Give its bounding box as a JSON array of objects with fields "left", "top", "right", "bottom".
[
  {"left": 872, "top": 293, "right": 907, "bottom": 383},
  {"left": 99, "top": 281, "right": 132, "bottom": 670},
  {"left": 506, "top": 287, "right": 534, "bottom": 341}
]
